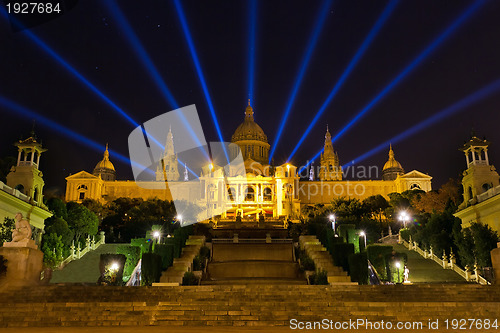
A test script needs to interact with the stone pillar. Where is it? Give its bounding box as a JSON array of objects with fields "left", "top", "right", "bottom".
[
  {"left": 70, "top": 241, "right": 75, "bottom": 259},
  {"left": 490, "top": 242, "right": 500, "bottom": 284},
  {"left": 100, "top": 231, "right": 105, "bottom": 244}
]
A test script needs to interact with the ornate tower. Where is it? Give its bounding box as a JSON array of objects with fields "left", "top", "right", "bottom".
[
  {"left": 93, "top": 144, "right": 116, "bottom": 181},
  {"left": 459, "top": 135, "right": 499, "bottom": 204},
  {"left": 382, "top": 144, "right": 404, "bottom": 181},
  {"left": 230, "top": 100, "right": 270, "bottom": 165},
  {"left": 156, "top": 127, "right": 180, "bottom": 181},
  {"left": 319, "top": 126, "right": 342, "bottom": 180},
  {"left": 6, "top": 133, "right": 47, "bottom": 204}
]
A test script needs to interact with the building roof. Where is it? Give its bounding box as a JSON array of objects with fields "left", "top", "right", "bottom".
[
  {"left": 231, "top": 101, "right": 268, "bottom": 143},
  {"left": 383, "top": 144, "right": 403, "bottom": 171}
]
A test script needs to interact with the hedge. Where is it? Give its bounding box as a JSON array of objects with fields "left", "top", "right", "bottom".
[
  {"left": 116, "top": 245, "right": 141, "bottom": 282},
  {"left": 385, "top": 252, "right": 408, "bottom": 283},
  {"left": 366, "top": 244, "right": 394, "bottom": 281},
  {"left": 154, "top": 244, "right": 174, "bottom": 270},
  {"left": 141, "top": 252, "right": 162, "bottom": 286},
  {"left": 331, "top": 242, "right": 354, "bottom": 272},
  {"left": 348, "top": 252, "right": 368, "bottom": 285}
]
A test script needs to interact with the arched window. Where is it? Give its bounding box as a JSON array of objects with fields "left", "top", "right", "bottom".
[
  {"left": 77, "top": 184, "right": 88, "bottom": 191},
  {"left": 15, "top": 184, "right": 25, "bottom": 194},
  {"left": 468, "top": 186, "right": 473, "bottom": 200},
  {"left": 409, "top": 183, "right": 421, "bottom": 190},
  {"left": 33, "top": 187, "right": 39, "bottom": 202},
  {"left": 263, "top": 187, "right": 272, "bottom": 201},
  {"left": 228, "top": 187, "right": 236, "bottom": 201},
  {"left": 245, "top": 187, "right": 255, "bottom": 201},
  {"left": 482, "top": 183, "right": 492, "bottom": 193}
]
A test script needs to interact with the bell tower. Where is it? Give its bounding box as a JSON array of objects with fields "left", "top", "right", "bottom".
[
  {"left": 319, "top": 126, "right": 342, "bottom": 180},
  {"left": 459, "top": 135, "right": 499, "bottom": 205},
  {"left": 6, "top": 133, "right": 47, "bottom": 204},
  {"left": 156, "top": 127, "right": 180, "bottom": 181}
]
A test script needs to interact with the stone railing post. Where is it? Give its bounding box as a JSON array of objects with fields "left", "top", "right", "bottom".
[
  {"left": 429, "top": 246, "right": 434, "bottom": 259},
  {"left": 100, "top": 231, "right": 105, "bottom": 244},
  {"left": 233, "top": 233, "right": 238, "bottom": 243},
  {"left": 70, "top": 240, "right": 75, "bottom": 259},
  {"left": 77, "top": 244, "right": 81, "bottom": 259},
  {"left": 86, "top": 235, "right": 91, "bottom": 251},
  {"left": 91, "top": 236, "right": 96, "bottom": 250},
  {"left": 442, "top": 250, "right": 447, "bottom": 269},
  {"left": 408, "top": 236, "right": 413, "bottom": 250},
  {"left": 474, "top": 262, "right": 479, "bottom": 283},
  {"left": 449, "top": 250, "right": 456, "bottom": 269},
  {"left": 465, "top": 265, "right": 470, "bottom": 281}
]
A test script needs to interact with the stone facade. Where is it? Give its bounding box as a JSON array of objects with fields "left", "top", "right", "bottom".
[{"left": 65, "top": 102, "right": 432, "bottom": 221}]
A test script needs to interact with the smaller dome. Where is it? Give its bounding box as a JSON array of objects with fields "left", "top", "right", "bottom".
[
  {"left": 231, "top": 100, "right": 268, "bottom": 143},
  {"left": 383, "top": 144, "right": 403, "bottom": 171},
  {"left": 94, "top": 144, "right": 115, "bottom": 171}
]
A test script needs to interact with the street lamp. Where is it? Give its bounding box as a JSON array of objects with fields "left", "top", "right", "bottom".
[
  {"left": 395, "top": 261, "right": 401, "bottom": 283},
  {"left": 328, "top": 214, "right": 336, "bottom": 235},
  {"left": 177, "top": 214, "right": 183, "bottom": 226},
  {"left": 360, "top": 231, "right": 367, "bottom": 249},
  {"left": 153, "top": 231, "right": 161, "bottom": 243},
  {"left": 398, "top": 211, "right": 410, "bottom": 229}
]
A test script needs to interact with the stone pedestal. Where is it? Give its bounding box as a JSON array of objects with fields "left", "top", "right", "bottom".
[
  {"left": 0, "top": 246, "right": 43, "bottom": 287},
  {"left": 491, "top": 243, "right": 500, "bottom": 285}
]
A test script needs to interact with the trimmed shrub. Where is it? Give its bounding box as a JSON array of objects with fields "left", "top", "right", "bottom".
[
  {"left": 98, "top": 253, "right": 126, "bottom": 285},
  {"left": 348, "top": 252, "right": 368, "bottom": 285},
  {"left": 154, "top": 244, "right": 174, "bottom": 270},
  {"left": 331, "top": 242, "right": 354, "bottom": 272},
  {"left": 310, "top": 270, "right": 328, "bottom": 285},
  {"left": 400, "top": 229, "right": 411, "bottom": 242},
  {"left": 385, "top": 252, "right": 408, "bottom": 283},
  {"left": 141, "top": 253, "right": 162, "bottom": 286},
  {"left": 366, "top": 244, "right": 393, "bottom": 281},
  {"left": 199, "top": 246, "right": 211, "bottom": 260},
  {"left": 116, "top": 245, "right": 141, "bottom": 282},
  {"left": 130, "top": 238, "right": 150, "bottom": 255},
  {"left": 337, "top": 224, "right": 355, "bottom": 243},
  {"left": 182, "top": 271, "right": 199, "bottom": 285}
]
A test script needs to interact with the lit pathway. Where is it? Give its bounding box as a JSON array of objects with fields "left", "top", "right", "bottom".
[
  {"left": 51, "top": 244, "right": 121, "bottom": 284},
  {"left": 392, "top": 243, "right": 466, "bottom": 283}
]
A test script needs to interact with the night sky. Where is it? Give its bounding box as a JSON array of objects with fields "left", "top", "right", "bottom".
[{"left": 1, "top": 0, "right": 500, "bottom": 196}]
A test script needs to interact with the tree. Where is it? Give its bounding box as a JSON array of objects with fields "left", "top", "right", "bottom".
[
  {"left": 41, "top": 233, "right": 64, "bottom": 268},
  {"left": 44, "top": 216, "right": 74, "bottom": 247},
  {"left": 363, "top": 195, "right": 389, "bottom": 222},
  {"left": 66, "top": 202, "right": 99, "bottom": 244},
  {"left": 412, "top": 179, "right": 462, "bottom": 214},
  {"left": 0, "top": 217, "right": 15, "bottom": 244},
  {"left": 46, "top": 197, "right": 68, "bottom": 220}
]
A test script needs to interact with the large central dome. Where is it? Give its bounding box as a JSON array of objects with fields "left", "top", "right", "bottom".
[
  {"left": 230, "top": 101, "right": 270, "bottom": 165},
  {"left": 231, "top": 103, "right": 268, "bottom": 143}
]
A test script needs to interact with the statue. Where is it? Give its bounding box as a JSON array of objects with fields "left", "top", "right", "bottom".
[
  {"left": 403, "top": 265, "right": 410, "bottom": 283},
  {"left": 11, "top": 213, "right": 32, "bottom": 242}
]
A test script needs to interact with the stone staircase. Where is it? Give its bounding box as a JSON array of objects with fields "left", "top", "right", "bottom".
[
  {"left": 299, "top": 235, "right": 353, "bottom": 284},
  {"left": 204, "top": 242, "right": 307, "bottom": 285},
  {"left": 0, "top": 284, "right": 499, "bottom": 328}
]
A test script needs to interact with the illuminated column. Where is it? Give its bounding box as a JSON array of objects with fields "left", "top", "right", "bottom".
[
  {"left": 36, "top": 151, "right": 41, "bottom": 166},
  {"left": 17, "top": 150, "right": 22, "bottom": 166},
  {"left": 472, "top": 149, "right": 476, "bottom": 163},
  {"left": 485, "top": 148, "right": 490, "bottom": 165},
  {"left": 30, "top": 148, "right": 35, "bottom": 164},
  {"left": 465, "top": 152, "right": 470, "bottom": 166},
  {"left": 276, "top": 179, "right": 283, "bottom": 217}
]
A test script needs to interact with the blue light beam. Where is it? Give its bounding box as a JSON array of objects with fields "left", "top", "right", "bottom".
[
  {"left": 247, "top": 0, "right": 258, "bottom": 102},
  {"left": 0, "top": 96, "right": 201, "bottom": 178},
  {"left": 287, "top": 0, "right": 399, "bottom": 162},
  {"left": 104, "top": 0, "right": 211, "bottom": 162},
  {"left": 329, "top": 0, "right": 486, "bottom": 145},
  {"left": 269, "top": 0, "right": 334, "bottom": 163},
  {"left": 344, "top": 77, "right": 500, "bottom": 167},
  {"left": 0, "top": 6, "right": 139, "bottom": 129},
  {"left": 173, "top": 0, "right": 230, "bottom": 164}
]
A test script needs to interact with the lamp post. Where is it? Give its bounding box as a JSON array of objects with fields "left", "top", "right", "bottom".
[
  {"left": 329, "top": 214, "right": 336, "bottom": 235},
  {"left": 398, "top": 211, "right": 410, "bottom": 229},
  {"left": 360, "top": 231, "right": 367, "bottom": 249},
  {"left": 395, "top": 261, "right": 401, "bottom": 283},
  {"left": 153, "top": 231, "right": 161, "bottom": 244}
]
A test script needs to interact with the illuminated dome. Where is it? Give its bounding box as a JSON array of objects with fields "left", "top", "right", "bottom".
[
  {"left": 231, "top": 102, "right": 268, "bottom": 143},
  {"left": 230, "top": 101, "right": 270, "bottom": 165},
  {"left": 93, "top": 144, "right": 116, "bottom": 181},
  {"left": 382, "top": 144, "right": 404, "bottom": 181}
]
